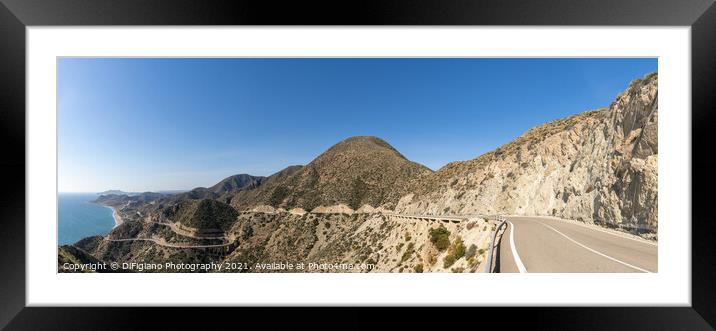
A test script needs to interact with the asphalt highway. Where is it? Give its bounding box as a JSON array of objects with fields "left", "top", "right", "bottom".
[{"left": 496, "top": 216, "right": 657, "bottom": 273}]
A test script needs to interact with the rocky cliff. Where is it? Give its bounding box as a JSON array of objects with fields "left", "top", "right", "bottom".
[{"left": 397, "top": 73, "right": 658, "bottom": 234}]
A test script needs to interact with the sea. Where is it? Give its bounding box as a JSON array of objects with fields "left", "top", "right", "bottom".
[{"left": 58, "top": 193, "right": 116, "bottom": 245}]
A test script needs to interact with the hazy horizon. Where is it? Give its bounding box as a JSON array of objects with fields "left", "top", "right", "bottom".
[{"left": 59, "top": 58, "right": 657, "bottom": 192}]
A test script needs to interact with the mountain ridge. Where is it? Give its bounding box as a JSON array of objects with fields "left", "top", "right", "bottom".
[
  {"left": 172, "top": 173, "right": 266, "bottom": 202},
  {"left": 227, "top": 136, "right": 433, "bottom": 211},
  {"left": 397, "top": 72, "right": 658, "bottom": 234}
]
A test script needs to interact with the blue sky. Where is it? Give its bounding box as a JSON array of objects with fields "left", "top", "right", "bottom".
[{"left": 58, "top": 58, "right": 657, "bottom": 192}]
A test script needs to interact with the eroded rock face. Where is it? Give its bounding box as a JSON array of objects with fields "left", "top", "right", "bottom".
[{"left": 398, "top": 73, "right": 658, "bottom": 233}]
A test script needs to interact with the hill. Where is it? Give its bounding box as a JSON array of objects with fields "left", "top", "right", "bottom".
[
  {"left": 98, "top": 189, "right": 130, "bottom": 195},
  {"left": 172, "top": 174, "right": 265, "bottom": 202},
  {"left": 161, "top": 199, "right": 239, "bottom": 233},
  {"left": 95, "top": 191, "right": 167, "bottom": 207},
  {"left": 229, "top": 136, "right": 433, "bottom": 211}
]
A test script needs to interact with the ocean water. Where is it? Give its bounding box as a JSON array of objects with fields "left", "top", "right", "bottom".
[{"left": 58, "top": 193, "right": 116, "bottom": 245}]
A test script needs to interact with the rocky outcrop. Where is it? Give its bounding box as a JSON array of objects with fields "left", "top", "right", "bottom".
[{"left": 397, "top": 73, "right": 658, "bottom": 234}]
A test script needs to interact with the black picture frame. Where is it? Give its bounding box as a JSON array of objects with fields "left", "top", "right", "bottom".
[{"left": 1, "top": 0, "right": 714, "bottom": 329}]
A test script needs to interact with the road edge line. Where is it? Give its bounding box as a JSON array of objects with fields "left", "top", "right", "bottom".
[
  {"left": 508, "top": 221, "right": 527, "bottom": 273},
  {"left": 536, "top": 216, "right": 657, "bottom": 247},
  {"left": 538, "top": 222, "right": 653, "bottom": 273}
]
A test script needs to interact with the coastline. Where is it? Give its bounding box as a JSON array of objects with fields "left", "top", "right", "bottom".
[
  {"left": 101, "top": 205, "right": 123, "bottom": 228},
  {"left": 110, "top": 206, "right": 123, "bottom": 228}
]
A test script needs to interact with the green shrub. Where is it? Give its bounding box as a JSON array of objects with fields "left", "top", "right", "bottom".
[
  {"left": 440, "top": 237, "right": 467, "bottom": 268},
  {"left": 401, "top": 242, "right": 415, "bottom": 262},
  {"left": 414, "top": 264, "right": 424, "bottom": 273},
  {"left": 429, "top": 226, "right": 451, "bottom": 251},
  {"left": 450, "top": 237, "right": 466, "bottom": 260},
  {"left": 443, "top": 255, "right": 456, "bottom": 268},
  {"left": 466, "top": 244, "right": 477, "bottom": 258},
  {"left": 478, "top": 248, "right": 486, "bottom": 256}
]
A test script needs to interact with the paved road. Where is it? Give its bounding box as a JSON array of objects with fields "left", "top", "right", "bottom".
[
  {"left": 497, "top": 216, "right": 657, "bottom": 273},
  {"left": 146, "top": 221, "right": 232, "bottom": 240},
  {"left": 106, "top": 237, "right": 234, "bottom": 249}
]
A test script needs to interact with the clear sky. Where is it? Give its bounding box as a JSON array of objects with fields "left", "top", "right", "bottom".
[{"left": 58, "top": 58, "right": 657, "bottom": 193}]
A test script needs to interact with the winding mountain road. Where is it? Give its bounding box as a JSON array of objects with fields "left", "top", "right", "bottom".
[
  {"left": 496, "top": 216, "right": 657, "bottom": 273},
  {"left": 105, "top": 237, "right": 235, "bottom": 249}
]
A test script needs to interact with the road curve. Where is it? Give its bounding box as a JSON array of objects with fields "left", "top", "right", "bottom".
[
  {"left": 105, "top": 237, "right": 234, "bottom": 249},
  {"left": 496, "top": 216, "right": 657, "bottom": 273}
]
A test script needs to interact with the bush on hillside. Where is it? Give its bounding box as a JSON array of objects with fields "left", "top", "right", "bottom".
[
  {"left": 401, "top": 242, "right": 415, "bottom": 263},
  {"left": 450, "top": 237, "right": 466, "bottom": 260},
  {"left": 466, "top": 244, "right": 478, "bottom": 258},
  {"left": 443, "top": 255, "right": 456, "bottom": 268},
  {"left": 429, "top": 226, "right": 451, "bottom": 251},
  {"left": 414, "top": 264, "right": 424, "bottom": 273}
]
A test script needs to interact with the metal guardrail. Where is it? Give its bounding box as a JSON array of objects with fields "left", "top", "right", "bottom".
[
  {"left": 389, "top": 213, "right": 497, "bottom": 222},
  {"left": 484, "top": 215, "right": 507, "bottom": 273},
  {"left": 389, "top": 212, "right": 507, "bottom": 272}
]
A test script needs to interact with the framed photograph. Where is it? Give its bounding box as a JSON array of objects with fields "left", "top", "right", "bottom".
[{"left": 1, "top": 0, "right": 715, "bottom": 329}]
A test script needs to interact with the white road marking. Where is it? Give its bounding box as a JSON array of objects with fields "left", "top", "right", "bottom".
[
  {"left": 508, "top": 221, "right": 527, "bottom": 273},
  {"left": 537, "top": 222, "right": 653, "bottom": 273},
  {"left": 536, "top": 216, "right": 657, "bottom": 247}
]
